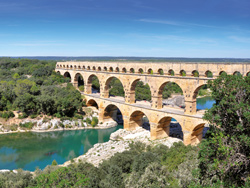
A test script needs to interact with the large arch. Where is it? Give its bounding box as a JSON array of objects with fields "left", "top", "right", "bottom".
[
  {"left": 64, "top": 72, "right": 71, "bottom": 82},
  {"left": 74, "top": 73, "right": 84, "bottom": 88},
  {"left": 102, "top": 104, "right": 124, "bottom": 126},
  {"left": 128, "top": 110, "right": 150, "bottom": 131},
  {"left": 104, "top": 76, "right": 125, "bottom": 99},
  {"left": 129, "top": 78, "right": 152, "bottom": 104},
  {"left": 156, "top": 81, "right": 184, "bottom": 109},
  {"left": 87, "top": 74, "right": 100, "bottom": 94},
  {"left": 86, "top": 99, "right": 99, "bottom": 109}
]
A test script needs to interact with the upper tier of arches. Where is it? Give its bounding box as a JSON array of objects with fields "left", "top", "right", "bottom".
[{"left": 56, "top": 61, "right": 250, "bottom": 77}]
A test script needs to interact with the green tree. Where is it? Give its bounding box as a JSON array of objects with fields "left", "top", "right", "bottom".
[{"left": 199, "top": 74, "right": 250, "bottom": 187}]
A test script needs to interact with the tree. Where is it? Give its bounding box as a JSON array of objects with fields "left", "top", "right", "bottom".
[{"left": 199, "top": 74, "right": 250, "bottom": 187}]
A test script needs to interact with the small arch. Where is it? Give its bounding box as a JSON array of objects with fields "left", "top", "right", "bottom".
[
  {"left": 74, "top": 65, "right": 77, "bottom": 69},
  {"left": 109, "top": 67, "right": 113, "bottom": 72},
  {"left": 180, "top": 70, "right": 186, "bottom": 76},
  {"left": 158, "top": 69, "right": 164, "bottom": 75},
  {"left": 56, "top": 64, "right": 59, "bottom": 67},
  {"left": 98, "top": 67, "right": 101, "bottom": 71},
  {"left": 130, "top": 68, "right": 135, "bottom": 73},
  {"left": 70, "top": 65, "right": 73, "bottom": 69},
  {"left": 168, "top": 69, "right": 174, "bottom": 76},
  {"left": 233, "top": 71, "right": 241, "bottom": 76},
  {"left": 67, "top": 65, "right": 69, "bottom": 68},
  {"left": 205, "top": 70, "right": 213, "bottom": 78},
  {"left": 56, "top": 71, "right": 61, "bottom": 75},
  {"left": 122, "top": 68, "right": 127, "bottom": 73},
  {"left": 60, "top": 65, "right": 62, "bottom": 68},
  {"left": 138, "top": 68, "right": 144, "bottom": 74},
  {"left": 83, "top": 66, "right": 85, "bottom": 70},
  {"left": 86, "top": 99, "right": 99, "bottom": 109},
  {"left": 78, "top": 65, "right": 81, "bottom": 69},
  {"left": 87, "top": 66, "right": 90, "bottom": 70},
  {"left": 219, "top": 71, "right": 227, "bottom": 76},
  {"left": 115, "top": 67, "right": 119, "bottom": 72},
  {"left": 148, "top": 68, "right": 153, "bottom": 74},
  {"left": 63, "top": 65, "right": 65, "bottom": 68},
  {"left": 192, "top": 70, "right": 199, "bottom": 77},
  {"left": 246, "top": 72, "right": 250, "bottom": 76},
  {"left": 93, "top": 66, "right": 96, "bottom": 70},
  {"left": 104, "top": 67, "right": 107, "bottom": 71}
]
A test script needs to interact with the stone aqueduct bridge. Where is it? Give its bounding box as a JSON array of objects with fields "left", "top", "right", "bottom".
[{"left": 56, "top": 61, "right": 250, "bottom": 145}]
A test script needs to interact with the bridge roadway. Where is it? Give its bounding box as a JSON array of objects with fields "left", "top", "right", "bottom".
[{"left": 55, "top": 61, "right": 250, "bottom": 145}]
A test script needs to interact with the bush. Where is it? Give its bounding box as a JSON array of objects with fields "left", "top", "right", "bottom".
[
  {"left": 52, "top": 160, "right": 58, "bottom": 166},
  {"left": 0, "top": 111, "right": 15, "bottom": 119},
  {"left": 30, "top": 114, "right": 38, "bottom": 119},
  {"left": 19, "top": 122, "right": 35, "bottom": 130},
  {"left": 86, "top": 117, "right": 91, "bottom": 125},
  {"left": 78, "top": 85, "right": 84, "bottom": 92},
  {"left": 91, "top": 117, "right": 98, "bottom": 127}
]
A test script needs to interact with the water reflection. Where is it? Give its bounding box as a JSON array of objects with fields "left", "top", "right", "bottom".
[{"left": 0, "top": 125, "right": 122, "bottom": 171}]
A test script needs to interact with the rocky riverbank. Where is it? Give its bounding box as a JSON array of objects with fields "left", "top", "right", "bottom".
[{"left": 62, "top": 127, "right": 182, "bottom": 167}]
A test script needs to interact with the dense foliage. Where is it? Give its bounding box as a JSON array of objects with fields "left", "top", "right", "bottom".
[
  {"left": 198, "top": 74, "right": 250, "bottom": 187},
  {"left": 0, "top": 58, "right": 83, "bottom": 118}
]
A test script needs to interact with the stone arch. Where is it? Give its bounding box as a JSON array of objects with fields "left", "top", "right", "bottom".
[
  {"left": 158, "top": 68, "right": 164, "bottom": 75},
  {"left": 64, "top": 72, "right": 71, "bottom": 81},
  {"left": 60, "top": 65, "right": 62, "bottom": 68},
  {"left": 74, "top": 73, "right": 84, "bottom": 88},
  {"left": 98, "top": 66, "right": 101, "bottom": 71},
  {"left": 67, "top": 65, "right": 69, "bottom": 68},
  {"left": 192, "top": 70, "right": 199, "bottom": 77},
  {"left": 102, "top": 104, "right": 124, "bottom": 126},
  {"left": 63, "top": 65, "right": 65, "bottom": 68},
  {"left": 156, "top": 81, "right": 184, "bottom": 109},
  {"left": 104, "top": 76, "right": 125, "bottom": 98},
  {"left": 233, "top": 71, "right": 241, "bottom": 76},
  {"left": 56, "top": 64, "right": 59, "bottom": 67},
  {"left": 104, "top": 66, "right": 107, "bottom": 71},
  {"left": 128, "top": 110, "right": 150, "bottom": 130},
  {"left": 93, "top": 66, "right": 96, "bottom": 70},
  {"left": 205, "top": 70, "right": 213, "bottom": 78},
  {"left": 83, "top": 66, "right": 86, "bottom": 70},
  {"left": 70, "top": 65, "right": 73, "bottom": 69},
  {"left": 87, "top": 74, "right": 100, "bottom": 94},
  {"left": 128, "top": 78, "right": 152, "bottom": 104},
  {"left": 138, "top": 68, "right": 144, "bottom": 74},
  {"left": 130, "top": 68, "right": 135, "bottom": 73},
  {"left": 151, "top": 116, "right": 171, "bottom": 140},
  {"left": 78, "top": 65, "right": 81, "bottom": 69},
  {"left": 147, "top": 68, "right": 153, "bottom": 74},
  {"left": 122, "top": 68, "right": 127, "bottom": 73},
  {"left": 56, "top": 71, "right": 61, "bottom": 75},
  {"left": 168, "top": 69, "right": 175, "bottom": 76},
  {"left": 86, "top": 99, "right": 99, "bottom": 109},
  {"left": 109, "top": 67, "right": 113, "bottom": 72},
  {"left": 74, "top": 65, "right": 77, "bottom": 69},
  {"left": 180, "top": 70, "right": 186, "bottom": 76},
  {"left": 247, "top": 72, "right": 250, "bottom": 76},
  {"left": 87, "top": 66, "right": 90, "bottom": 70},
  {"left": 115, "top": 67, "right": 119, "bottom": 72},
  {"left": 191, "top": 123, "right": 205, "bottom": 145},
  {"left": 219, "top": 71, "right": 227, "bottom": 76}
]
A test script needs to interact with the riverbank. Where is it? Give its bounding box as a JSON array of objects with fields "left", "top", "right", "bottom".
[{"left": 62, "top": 127, "right": 182, "bottom": 167}]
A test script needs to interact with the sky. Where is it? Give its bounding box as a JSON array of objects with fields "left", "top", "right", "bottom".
[{"left": 0, "top": 0, "right": 250, "bottom": 58}]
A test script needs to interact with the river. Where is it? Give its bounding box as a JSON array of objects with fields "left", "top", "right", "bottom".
[{"left": 0, "top": 97, "right": 215, "bottom": 171}]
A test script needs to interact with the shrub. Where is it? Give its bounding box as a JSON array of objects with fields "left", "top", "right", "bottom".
[
  {"left": 52, "top": 160, "right": 58, "bottom": 166},
  {"left": 0, "top": 111, "right": 15, "bottom": 119},
  {"left": 19, "top": 122, "right": 35, "bottom": 130},
  {"left": 91, "top": 117, "right": 98, "bottom": 127},
  {"left": 78, "top": 85, "right": 84, "bottom": 92},
  {"left": 30, "top": 114, "right": 38, "bottom": 119},
  {"left": 86, "top": 117, "right": 91, "bottom": 125}
]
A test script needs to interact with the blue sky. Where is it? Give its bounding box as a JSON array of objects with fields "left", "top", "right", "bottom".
[{"left": 0, "top": 0, "right": 250, "bottom": 57}]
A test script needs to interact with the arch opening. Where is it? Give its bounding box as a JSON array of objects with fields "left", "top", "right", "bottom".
[
  {"left": 88, "top": 75, "right": 100, "bottom": 94},
  {"left": 105, "top": 77, "right": 125, "bottom": 99},
  {"left": 148, "top": 68, "right": 153, "bottom": 75},
  {"left": 109, "top": 67, "right": 113, "bottom": 72},
  {"left": 180, "top": 70, "right": 186, "bottom": 76},
  {"left": 158, "top": 69, "right": 164, "bottom": 75},
  {"left": 103, "top": 104, "right": 124, "bottom": 127},
  {"left": 158, "top": 82, "right": 184, "bottom": 110},
  {"left": 104, "top": 67, "right": 107, "bottom": 71},
  {"left": 130, "top": 68, "right": 135, "bottom": 73},
  {"left": 191, "top": 123, "right": 205, "bottom": 145},
  {"left": 138, "top": 68, "right": 144, "bottom": 74},
  {"left": 74, "top": 73, "right": 84, "bottom": 90},
  {"left": 122, "top": 68, "right": 127, "bottom": 73},
  {"left": 233, "top": 71, "right": 241, "bottom": 76},
  {"left": 56, "top": 71, "right": 61, "bottom": 75},
  {"left": 115, "top": 67, "right": 119, "bottom": 72},
  {"left": 168, "top": 69, "right": 175, "bottom": 76},
  {"left": 86, "top": 99, "right": 99, "bottom": 109},
  {"left": 192, "top": 70, "right": 199, "bottom": 77},
  {"left": 130, "top": 79, "right": 151, "bottom": 105},
  {"left": 98, "top": 67, "right": 101, "bottom": 71},
  {"left": 205, "top": 70, "right": 213, "bottom": 78},
  {"left": 92, "top": 66, "right": 96, "bottom": 70},
  {"left": 219, "top": 71, "right": 227, "bottom": 76},
  {"left": 129, "top": 110, "right": 150, "bottom": 131},
  {"left": 63, "top": 72, "right": 71, "bottom": 82}
]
